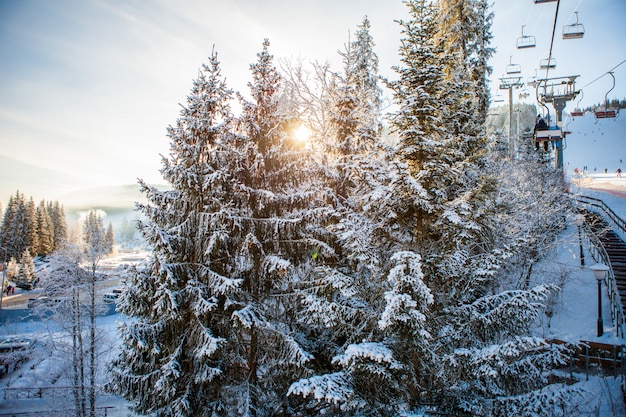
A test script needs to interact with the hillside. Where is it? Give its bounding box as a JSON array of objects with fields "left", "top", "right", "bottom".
[{"left": 564, "top": 111, "right": 625, "bottom": 176}]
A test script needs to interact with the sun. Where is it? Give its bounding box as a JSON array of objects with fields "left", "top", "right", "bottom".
[{"left": 293, "top": 124, "right": 312, "bottom": 144}]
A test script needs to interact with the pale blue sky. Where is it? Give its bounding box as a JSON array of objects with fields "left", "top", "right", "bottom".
[{"left": 0, "top": 0, "right": 624, "bottom": 203}]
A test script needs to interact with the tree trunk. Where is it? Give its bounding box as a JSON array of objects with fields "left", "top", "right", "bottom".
[{"left": 89, "top": 265, "right": 97, "bottom": 417}]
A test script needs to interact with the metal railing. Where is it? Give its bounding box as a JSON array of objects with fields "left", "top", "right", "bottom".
[
  {"left": 580, "top": 220, "right": 625, "bottom": 338},
  {"left": 573, "top": 194, "right": 626, "bottom": 338},
  {"left": 574, "top": 194, "right": 626, "bottom": 236}
]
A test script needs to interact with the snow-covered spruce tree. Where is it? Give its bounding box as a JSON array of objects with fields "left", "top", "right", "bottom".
[
  {"left": 105, "top": 222, "right": 114, "bottom": 254},
  {"left": 48, "top": 200, "right": 68, "bottom": 251},
  {"left": 368, "top": 1, "right": 579, "bottom": 415},
  {"left": 16, "top": 248, "right": 35, "bottom": 285},
  {"left": 0, "top": 191, "right": 35, "bottom": 259},
  {"left": 35, "top": 200, "right": 55, "bottom": 256},
  {"left": 109, "top": 45, "right": 315, "bottom": 416},
  {"left": 288, "top": 18, "right": 432, "bottom": 416}
]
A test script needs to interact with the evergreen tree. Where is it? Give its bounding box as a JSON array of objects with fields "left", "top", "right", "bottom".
[
  {"left": 110, "top": 45, "right": 315, "bottom": 416},
  {"left": 105, "top": 222, "right": 114, "bottom": 254},
  {"left": 0, "top": 191, "right": 25, "bottom": 259},
  {"left": 48, "top": 201, "right": 68, "bottom": 250},
  {"left": 381, "top": 1, "right": 579, "bottom": 415},
  {"left": 26, "top": 197, "right": 38, "bottom": 255},
  {"left": 287, "top": 18, "right": 417, "bottom": 416},
  {"left": 6, "top": 257, "right": 18, "bottom": 279},
  {"left": 83, "top": 210, "right": 108, "bottom": 261},
  {"left": 0, "top": 192, "right": 39, "bottom": 259},
  {"left": 36, "top": 200, "right": 55, "bottom": 256},
  {"left": 16, "top": 248, "right": 35, "bottom": 285}
]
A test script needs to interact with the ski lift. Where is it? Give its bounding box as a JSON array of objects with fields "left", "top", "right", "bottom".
[
  {"left": 534, "top": 114, "right": 562, "bottom": 151},
  {"left": 517, "top": 25, "right": 536, "bottom": 49},
  {"left": 519, "top": 88, "right": 530, "bottom": 100},
  {"left": 571, "top": 90, "right": 584, "bottom": 117},
  {"left": 595, "top": 71, "right": 619, "bottom": 120},
  {"left": 539, "top": 57, "right": 556, "bottom": 70},
  {"left": 506, "top": 56, "right": 522, "bottom": 75},
  {"left": 562, "top": 12, "right": 585, "bottom": 39},
  {"left": 493, "top": 94, "right": 504, "bottom": 103},
  {"left": 527, "top": 70, "right": 539, "bottom": 88}
]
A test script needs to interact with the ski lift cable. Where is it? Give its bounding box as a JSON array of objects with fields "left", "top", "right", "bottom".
[
  {"left": 563, "top": 0, "right": 584, "bottom": 25},
  {"left": 579, "top": 59, "right": 626, "bottom": 91},
  {"left": 543, "top": 0, "right": 560, "bottom": 80},
  {"left": 529, "top": 2, "right": 547, "bottom": 39}
]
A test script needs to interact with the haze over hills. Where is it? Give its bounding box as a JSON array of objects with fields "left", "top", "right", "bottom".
[
  {"left": 0, "top": 154, "right": 89, "bottom": 202},
  {"left": 0, "top": 154, "right": 166, "bottom": 217},
  {"left": 0, "top": 157, "right": 165, "bottom": 242}
]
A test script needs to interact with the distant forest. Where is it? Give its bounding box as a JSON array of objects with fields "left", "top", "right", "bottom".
[{"left": 581, "top": 97, "right": 626, "bottom": 111}]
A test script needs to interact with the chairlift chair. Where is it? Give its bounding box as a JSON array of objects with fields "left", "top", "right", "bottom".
[
  {"left": 595, "top": 109, "right": 618, "bottom": 119},
  {"left": 594, "top": 71, "right": 619, "bottom": 120},
  {"left": 519, "top": 88, "right": 530, "bottom": 100},
  {"left": 571, "top": 91, "right": 584, "bottom": 117},
  {"left": 563, "top": 12, "right": 585, "bottom": 39},
  {"left": 540, "top": 58, "right": 556, "bottom": 70},
  {"left": 517, "top": 25, "right": 536, "bottom": 49},
  {"left": 527, "top": 70, "right": 539, "bottom": 88},
  {"left": 506, "top": 56, "right": 522, "bottom": 75},
  {"left": 534, "top": 116, "right": 562, "bottom": 151}
]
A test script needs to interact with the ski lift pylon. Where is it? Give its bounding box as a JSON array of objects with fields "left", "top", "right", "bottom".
[
  {"left": 563, "top": 11, "right": 585, "bottom": 39},
  {"left": 517, "top": 25, "right": 536, "bottom": 49},
  {"left": 506, "top": 56, "right": 522, "bottom": 75}
]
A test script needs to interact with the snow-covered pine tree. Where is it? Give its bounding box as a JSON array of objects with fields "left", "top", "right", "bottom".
[
  {"left": 368, "top": 1, "right": 579, "bottom": 415},
  {"left": 16, "top": 248, "right": 35, "bottom": 285},
  {"left": 226, "top": 38, "right": 317, "bottom": 415},
  {"left": 105, "top": 222, "right": 114, "bottom": 254},
  {"left": 288, "top": 18, "right": 431, "bottom": 416},
  {"left": 0, "top": 191, "right": 33, "bottom": 259},
  {"left": 47, "top": 200, "right": 68, "bottom": 250},
  {"left": 110, "top": 45, "right": 314, "bottom": 416},
  {"left": 438, "top": 0, "right": 494, "bottom": 132},
  {"left": 35, "top": 200, "right": 54, "bottom": 256},
  {"left": 109, "top": 49, "right": 240, "bottom": 417},
  {"left": 0, "top": 192, "right": 19, "bottom": 258}
]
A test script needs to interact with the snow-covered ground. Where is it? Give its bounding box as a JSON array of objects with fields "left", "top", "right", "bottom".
[{"left": 0, "top": 112, "right": 624, "bottom": 416}]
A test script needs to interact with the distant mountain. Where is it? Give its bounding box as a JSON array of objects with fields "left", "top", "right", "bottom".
[
  {"left": 61, "top": 184, "right": 149, "bottom": 211},
  {"left": 61, "top": 184, "right": 168, "bottom": 240}
]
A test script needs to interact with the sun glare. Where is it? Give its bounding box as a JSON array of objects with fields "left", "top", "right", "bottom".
[{"left": 293, "top": 125, "right": 312, "bottom": 143}]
